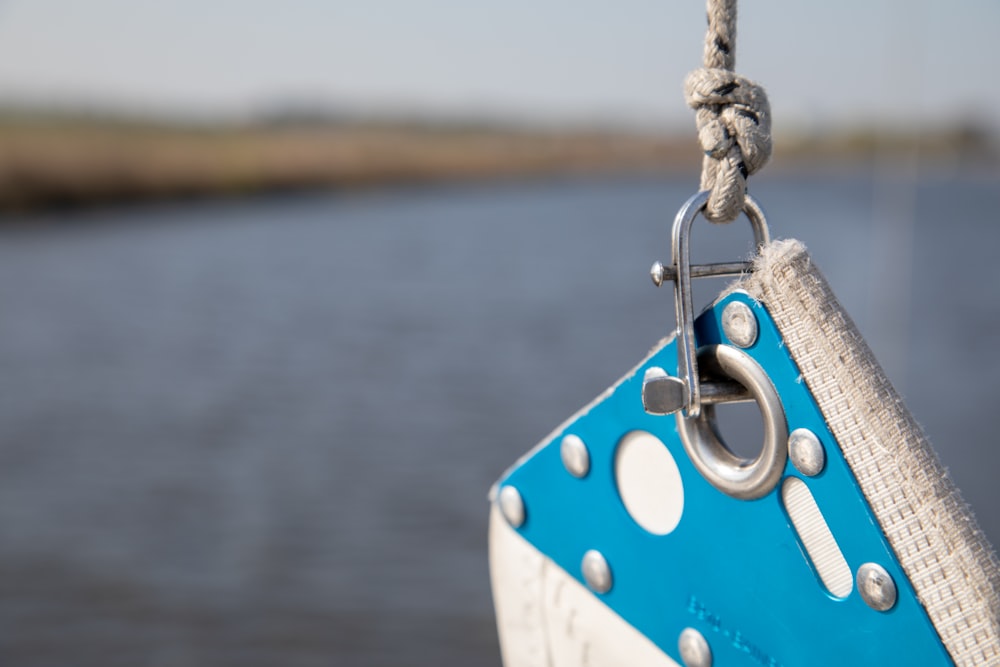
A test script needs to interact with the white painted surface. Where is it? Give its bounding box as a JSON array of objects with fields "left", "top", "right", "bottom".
[
  {"left": 614, "top": 430, "right": 685, "bottom": 535},
  {"left": 643, "top": 366, "right": 668, "bottom": 381},
  {"left": 782, "top": 476, "right": 853, "bottom": 598},
  {"left": 489, "top": 504, "right": 680, "bottom": 667}
]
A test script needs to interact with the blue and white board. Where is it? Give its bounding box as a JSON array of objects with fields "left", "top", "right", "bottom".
[{"left": 489, "top": 290, "right": 953, "bottom": 667}]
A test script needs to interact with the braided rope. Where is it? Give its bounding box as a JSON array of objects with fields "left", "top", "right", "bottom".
[{"left": 684, "top": 0, "right": 772, "bottom": 223}]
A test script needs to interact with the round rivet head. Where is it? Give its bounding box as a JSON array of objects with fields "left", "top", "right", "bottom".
[
  {"left": 650, "top": 261, "right": 665, "bottom": 287},
  {"left": 581, "top": 550, "right": 612, "bottom": 594},
  {"left": 788, "top": 428, "right": 826, "bottom": 477},
  {"left": 498, "top": 486, "right": 525, "bottom": 528},
  {"left": 722, "top": 301, "right": 758, "bottom": 348},
  {"left": 561, "top": 434, "right": 591, "bottom": 478},
  {"left": 678, "top": 627, "right": 712, "bottom": 667},
  {"left": 857, "top": 562, "right": 897, "bottom": 611}
]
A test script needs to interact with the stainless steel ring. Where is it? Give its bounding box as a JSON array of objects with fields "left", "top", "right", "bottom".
[{"left": 675, "top": 345, "right": 788, "bottom": 500}]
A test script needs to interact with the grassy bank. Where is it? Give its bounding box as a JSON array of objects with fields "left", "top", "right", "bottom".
[
  {"left": 0, "top": 116, "right": 699, "bottom": 211},
  {"left": 0, "top": 113, "right": 994, "bottom": 212}
]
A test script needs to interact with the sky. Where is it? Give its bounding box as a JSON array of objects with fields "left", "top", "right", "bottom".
[{"left": 0, "top": 0, "right": 996, "bottom": 132}]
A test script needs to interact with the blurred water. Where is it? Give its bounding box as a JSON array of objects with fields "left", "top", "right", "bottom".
[{"left": 0, "top": 169, "right": 997, "bottom": 666}]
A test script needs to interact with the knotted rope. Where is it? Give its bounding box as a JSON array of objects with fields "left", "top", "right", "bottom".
[{"left": 684, "top": 0, "right": 772, "bottom": 223}]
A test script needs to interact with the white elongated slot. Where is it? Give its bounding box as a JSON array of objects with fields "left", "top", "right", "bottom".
[{"left": 782, "top": 476, "right": 853, "bottom": 598}]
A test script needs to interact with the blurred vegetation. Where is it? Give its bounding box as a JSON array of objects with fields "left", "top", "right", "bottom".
[
  {"left": 0, "top": 108, "right": 994, "bottom": 212},
  {"left": 779, "top": 124, "right": 998, "bottom": 162},
  {"left": 0, "top": 109, "right": 697, "bottom": 212}
]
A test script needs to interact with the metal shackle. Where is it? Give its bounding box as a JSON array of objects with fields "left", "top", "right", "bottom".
[{"left": 671, "top": 190, "right": 769, "bottom": 418}]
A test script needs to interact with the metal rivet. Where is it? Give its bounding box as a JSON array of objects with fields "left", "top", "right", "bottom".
[
  {"left": 722, "top": 301, "right": 758, "bottom": 348},
  {"left": 560, "top": 434, "right": 590, "bottom": 478},
  {"left": 788, "top": 428, "right": 826, "bottom": 477},
  {"left": 857, "top": 562, "right": 897, "bottom": 611},
  {"left": 650, "top": 261, "right": 666, "bottom": 287},
  {"left": 678, "top": 627, "right": 713, "bottom": 667},
  {"left": 581, "top": 550, "right": 612, "bottom": 594},
  {"left": 498, "top": 486, "right": 525, "bottom": 529}
]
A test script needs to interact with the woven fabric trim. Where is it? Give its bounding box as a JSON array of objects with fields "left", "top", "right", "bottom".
[{"left": 736, "top": 239, "right": 1000, "bottom": 666}]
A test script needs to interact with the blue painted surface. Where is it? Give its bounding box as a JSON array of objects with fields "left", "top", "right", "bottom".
[{"left": 497, "top": 292, "right": 952, "bottom": 666}]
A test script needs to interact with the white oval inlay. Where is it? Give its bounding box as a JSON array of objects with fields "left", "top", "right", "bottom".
[
  {"left": 615, "top": 430, "right": 684, "bottom": 535},
  {"left": 782, "top": 476, "right": 853, "bottom": 598}
]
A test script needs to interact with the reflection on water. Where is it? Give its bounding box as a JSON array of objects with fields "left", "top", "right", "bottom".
[{"left": 0, "top": 170, "right": 997, "bottom": 665}]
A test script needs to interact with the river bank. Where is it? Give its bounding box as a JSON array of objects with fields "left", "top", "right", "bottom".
[
  {"left": 0, "top": 116, "right": 695, "bottom": 211},
  {"left": 0, "top": 113, "right": 994, "bottom": 212}
]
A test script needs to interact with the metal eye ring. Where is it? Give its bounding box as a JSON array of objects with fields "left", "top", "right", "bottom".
[{"left": 675, "top": 344, "right": 787, "bottom": 500}]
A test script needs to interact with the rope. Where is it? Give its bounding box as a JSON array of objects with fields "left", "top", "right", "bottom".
[{"left": 684, "top": 0, "right": 772, "bottom": 223}]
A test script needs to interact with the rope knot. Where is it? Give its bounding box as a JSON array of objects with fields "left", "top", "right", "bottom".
[{"left": 684, "top": 67, "right": 772, "bottom": 223}]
